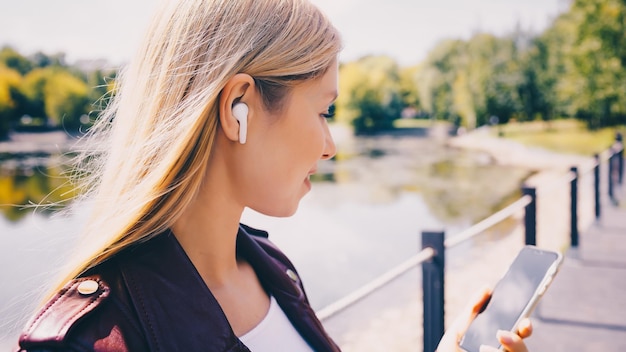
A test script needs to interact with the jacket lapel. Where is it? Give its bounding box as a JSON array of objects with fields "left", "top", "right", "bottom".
[
  {"left": 119, "top": 231, "right": 248, "bottom": 352},
  {"left": 237, "top": 225, "right": 340, "bottom": 352},
  {"left": 119, "top": 226, "right": 338, "bottom": 352}
]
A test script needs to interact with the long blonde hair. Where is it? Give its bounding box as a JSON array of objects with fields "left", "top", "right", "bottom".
[{"left": 52, "top": 0, "right": 341, "bottom": 296}]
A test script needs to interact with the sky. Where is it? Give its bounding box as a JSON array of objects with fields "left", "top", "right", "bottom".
[{"left": 0, "top": 0, "right": 569, "bottom": 67}]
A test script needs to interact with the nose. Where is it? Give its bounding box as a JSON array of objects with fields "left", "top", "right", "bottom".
[{"left": 321, "top": 122, "right": 336, "bottom": 160}]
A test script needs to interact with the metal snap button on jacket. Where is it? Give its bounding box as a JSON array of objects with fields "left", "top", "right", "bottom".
[
  {"left": 77, "top": 280, "right": 99, "bottom": 295},
  {"left": 286, "top": 269, "right": 299, "bottom": 282}
]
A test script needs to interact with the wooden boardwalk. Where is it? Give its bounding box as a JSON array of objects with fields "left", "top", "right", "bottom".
[{"left": 527, "top": 192, "right": 626, "bottom": 351}]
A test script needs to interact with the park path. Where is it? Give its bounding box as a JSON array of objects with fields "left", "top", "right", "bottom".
[
  {"left": 526, "top": 194, "right": 626, "bottom": 351},
  {"left": 322, "top": 128, "right": 620, "bottom": 351}
]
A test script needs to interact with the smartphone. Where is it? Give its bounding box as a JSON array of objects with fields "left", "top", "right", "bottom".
[{"left": 459, "top": 245, "right": 563, "bottom": 352}]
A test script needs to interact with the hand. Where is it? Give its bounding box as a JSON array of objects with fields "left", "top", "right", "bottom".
[
  {"left": 479, "top": 319, "right": 533, "bottom": 352},
  {"left": 435, "top": 287, "right": 533, "bottom": 352}
]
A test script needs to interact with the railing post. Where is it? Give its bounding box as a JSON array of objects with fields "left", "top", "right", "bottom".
[
  {"left": 609, "top": 147, "right": 615, "bottom": 203},
  {"left": 570, "top": 167, "right": 579, "bottom": 247},
  {"left": 422, "top": 231, "right": 445, "bottom": 352},
  {"left": 617, "top": 132, "right": 623, "bottom": 185},
  {"left": 594, "top": 154, "right": 601, "bottom": 220},
  {"left": 522, "top": 186, "right": 537, "bottom": 246}
]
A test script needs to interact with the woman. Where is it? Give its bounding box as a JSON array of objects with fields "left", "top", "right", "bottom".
[{"left": 17, "top": 0, "right": 532, "bottom": 351}]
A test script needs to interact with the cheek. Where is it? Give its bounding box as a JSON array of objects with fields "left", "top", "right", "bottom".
[
  {"left": 241, "top": 161, "right": 302, "bottom": 217},
  {"left": 293, "top": 119, "right": 327, "bottom": 160},
  {"left": 238, "top": 117, "right": 326, "bottom": 212}
]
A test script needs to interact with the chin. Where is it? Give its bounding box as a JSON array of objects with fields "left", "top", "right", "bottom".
[
  {"left": 251, "top": 202, "right": 300, "bottom": 218},
  {"left": 268, "top": 204, "right": 300, "bottom": 218}
]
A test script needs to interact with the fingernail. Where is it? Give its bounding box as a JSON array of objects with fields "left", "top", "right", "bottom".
[{"left": 497, "top": 330, "right": 514, "bottom": 344}]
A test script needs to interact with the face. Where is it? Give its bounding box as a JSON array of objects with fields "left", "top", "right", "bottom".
[{"left": 237, "top": 60, "right": 338, "bottom": 217}]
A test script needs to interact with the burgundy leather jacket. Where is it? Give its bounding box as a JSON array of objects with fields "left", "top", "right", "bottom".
[{"left": 17, "top": 224, "right": 340, "bottom": 351}]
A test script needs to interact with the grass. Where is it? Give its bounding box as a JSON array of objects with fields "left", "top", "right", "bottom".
[
  {"left": 393, "top": 118, "right": 451, "bottom": 129},
  {"left": 493, "top": 119, "right": 625, "bottom": 156}
]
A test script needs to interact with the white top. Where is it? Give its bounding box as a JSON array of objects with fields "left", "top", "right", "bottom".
[{"left": 239, "top": 296, "right": 314, "bottom": 352}]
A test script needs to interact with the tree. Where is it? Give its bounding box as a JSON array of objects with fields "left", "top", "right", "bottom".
[
  {"left": 570, "top": 0, "right": 626, "bottom": 128},
  {"left": 44, "top": 70, "right": 90, "bottom": 130},
  {"left": 18, "top": 68, "right": 50, "bottom": 121},
  {"left": 0, "top": 46, "right": 33, "bottom": 75},
  {"left": 398, "top": 65, "right": 422, "bottom": 114},
  {"left": 29, "top": 51, "right": 66, "bottom": 69},
  {"left": 423, "top": 39, "right": 466, "bottom": 123},
  {"left": 17, "top": 67, "right": 91, "bottom": 130},
  {"left": 337, "top": 56, "right": 403, "bottom": 134},
  {"left": 0, "top": 65, "right": 22, "bottom": 139}
]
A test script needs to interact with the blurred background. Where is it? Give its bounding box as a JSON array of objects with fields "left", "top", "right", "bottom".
[{"left": 1, "top": 0, "right": 625, "bottom": 350}]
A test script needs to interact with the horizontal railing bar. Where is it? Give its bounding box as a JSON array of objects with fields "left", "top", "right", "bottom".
[
  {"left": 536, "top": 142, "right": 623, "bottom": 196},
  {"left": 444, "top": 195, "right": 531, "bottom": 248},
  {"left": 578, "top": 160, "right": 598, "bottom": 176},
  {"left": 536, "top": 169, "right": 579, "bottom": 198},
  {"left": 317, "top": 247, "right": 435, "bottom": 321},
  {"left": 578, "top": 143, "right": 621, "bottom": 175}
]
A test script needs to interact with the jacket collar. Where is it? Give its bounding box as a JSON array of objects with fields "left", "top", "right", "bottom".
[{"left": 118, "top": 225, "right": 338, "bottom": 352}]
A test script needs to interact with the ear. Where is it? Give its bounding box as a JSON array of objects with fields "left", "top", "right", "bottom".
[{"left": 219, "top": 73, "right": 256, "bottom": 143}]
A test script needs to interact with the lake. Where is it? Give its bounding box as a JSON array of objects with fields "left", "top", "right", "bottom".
[{"left": 0, "top": 128, "right": 530, "bottom": 347}]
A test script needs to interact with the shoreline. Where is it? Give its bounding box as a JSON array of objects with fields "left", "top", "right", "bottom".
[{"left": 0, "top": 131, "right": 81, "bottom": 155}]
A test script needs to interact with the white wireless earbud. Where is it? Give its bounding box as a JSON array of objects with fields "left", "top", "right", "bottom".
[{"left": 232, "top": 102, "right": 248, "bottom": 144}]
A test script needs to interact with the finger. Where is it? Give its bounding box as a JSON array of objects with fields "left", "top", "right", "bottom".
[
  {"left": 497, "top": 330, "right": 528, "bottom": 352},
  {"left": 469, "top": 287, "right": 492, "bottom": 316},
  {"left": 437, "top": 287, "right": 492, "bottom": 350},
  {"left": 517, "top": 318, "right": 533, "bottom": 339},
  {"left": 452, "top": 287, "right": 492, "bottom": 337}
]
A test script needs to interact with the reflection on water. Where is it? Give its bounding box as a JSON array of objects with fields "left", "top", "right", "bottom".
[
  {"left": 314, "top": 134, "right": 529, "bottom": 225},
  {"left": 0, "top": 153, "right": 77, "bottom": 222},
  {"left": 0, "top": 153, "right": 76, "bottom": 222},
  {"left": 0, "top": 136, "right": 529, "bottom": 226}
]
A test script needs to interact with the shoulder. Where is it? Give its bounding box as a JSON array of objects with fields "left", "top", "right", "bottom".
[
  {"left": 240, "top": 223, "right": 296, "bottom": 269},
  {"left": 18, "top": 266, "right": 146, "bottom": 351},
  {"left": 238, "top": 223, "right": 307, "bottom": 293},
  {"left": 18, "top": 277, "right": 110, "bottom": 351}
]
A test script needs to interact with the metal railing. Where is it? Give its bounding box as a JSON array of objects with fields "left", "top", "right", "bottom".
[{"left": 317, "top": 133, "right": 624, "bottom": 352}]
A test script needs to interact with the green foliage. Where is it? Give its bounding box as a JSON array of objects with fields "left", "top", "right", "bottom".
[
  {"left": 2, "top": 0, "right": 625, "bottom": 138},
  {"left": 44, "top": 70, "right": 90, "bottom": 130},
  {"left": 0, "top": 46, "right": 33, "bottom": 75},
  {"left": 0, "top": 65, "right": 22, "bottom": 139},
  {"left": 398, "top": 65, "right": 422, "bottom": 111},
  {"left": 337, "top": 56, "right": 403, "bottom": 134},
  {"left": 568, "top": 0, "right": 626, "bottom": 128},
  {"left": 496, "top": 119, "right": 625, "bottom": 155},
  {"left": 19, "top": 68, "right": 50, "bottom": 119},
  {"left": 336, "top": 1, "right": 626, "bottom": 134},
  {"left": 0, "top": 46, "right": 117, "bottom": 134}
]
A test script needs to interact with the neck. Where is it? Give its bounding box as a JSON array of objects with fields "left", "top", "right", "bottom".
[{"left": 171, "top": 171, "right": 244, "bottom": 288}]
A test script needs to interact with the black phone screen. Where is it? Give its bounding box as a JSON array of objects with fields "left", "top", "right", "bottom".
[{"left": 459, "top": 247, "right": 559, "bottom": 352}]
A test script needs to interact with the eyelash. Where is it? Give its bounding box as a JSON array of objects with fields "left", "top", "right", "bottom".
[{"left": 321, "top": 104, "right": 335, "bottom": 119}]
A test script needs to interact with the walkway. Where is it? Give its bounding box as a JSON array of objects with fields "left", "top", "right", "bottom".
[{"left": 526, "top": 195, "right": 626, "bottom": 351}]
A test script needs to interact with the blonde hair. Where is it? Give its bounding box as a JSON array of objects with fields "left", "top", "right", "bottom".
[{"left": 51, "top": 0, "right": 341, "bottom": 296}]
